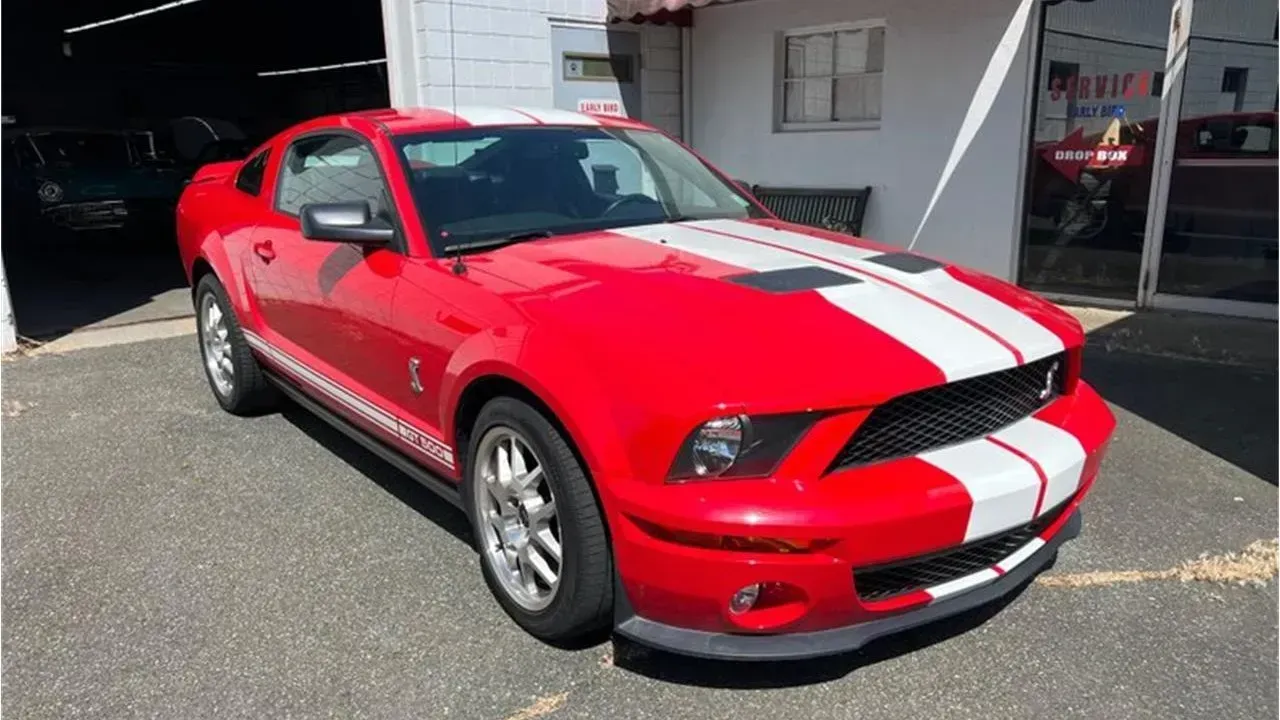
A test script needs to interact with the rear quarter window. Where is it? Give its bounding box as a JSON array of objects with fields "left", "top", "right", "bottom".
[{"left": 234, "top": 150, "right": 270, "bottom": 196}]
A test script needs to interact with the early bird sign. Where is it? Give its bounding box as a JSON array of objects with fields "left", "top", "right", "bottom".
[{"left": 578, "top": 99, "right": 624, "bottom": 117}]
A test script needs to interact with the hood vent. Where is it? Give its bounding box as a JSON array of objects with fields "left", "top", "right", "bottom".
[
  {"left": 863, "top": 253, "right": 945, "bottom": 274},
  {"left": 726, "top": 266, "right": 861, "bottom": 294}
]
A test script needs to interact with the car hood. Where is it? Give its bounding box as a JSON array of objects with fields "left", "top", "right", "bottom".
[{"left": 464, "top": 218, "right": 1082, "bottom": 412}]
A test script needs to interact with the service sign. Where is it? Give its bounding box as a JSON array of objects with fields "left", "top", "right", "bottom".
[{"left": 578, "top": 99, "right": 624, "bottom": 117}]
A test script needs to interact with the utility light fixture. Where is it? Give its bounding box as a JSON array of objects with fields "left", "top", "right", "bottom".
[
  {"left": 63, "top": 0, "right": 204, "bottom": 34},
  {"left": 257, "top": 58, "right": 387, "bottom": 77}
]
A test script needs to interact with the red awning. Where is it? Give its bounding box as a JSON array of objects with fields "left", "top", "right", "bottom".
[{"left": 606, "top": 0, "right": 740, "bottom": 25}]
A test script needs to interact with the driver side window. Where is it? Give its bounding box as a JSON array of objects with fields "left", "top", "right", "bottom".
[{"left": 276, "top": 134, "right": 390, "bottom": 218}]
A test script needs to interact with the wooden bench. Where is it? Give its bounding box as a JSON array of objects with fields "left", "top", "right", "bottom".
[{"left": 738, "top": 183, "right": 873, "bottom": 237}]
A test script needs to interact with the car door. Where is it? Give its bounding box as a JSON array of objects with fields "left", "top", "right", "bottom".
[{"left": 249, "top": 130, "right": 409, "bottom": 425}]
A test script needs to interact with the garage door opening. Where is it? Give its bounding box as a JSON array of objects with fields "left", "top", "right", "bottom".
[{"left": 1, "top": 0, "right": 390, "bottom": 339}]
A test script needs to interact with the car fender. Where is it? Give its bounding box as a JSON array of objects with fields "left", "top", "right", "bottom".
[
  {"left": 186, "top": 233, "right": 256, "bottom": 323},
  {"left": 441, "top": 326, "right": 636, "bottom": 499}
]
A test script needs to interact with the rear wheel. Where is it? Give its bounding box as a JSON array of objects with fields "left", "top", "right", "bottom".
[
  {"left": 195, "top": 274, "right": 277, "bottom": 415},
  {"left": 463, "top": 397, "right": 612, "bottom": 643}
]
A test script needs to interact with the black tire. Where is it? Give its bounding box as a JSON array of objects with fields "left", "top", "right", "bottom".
[
  {"left": 463, "top": 397, "right": 613, "bottom": 643},
  {"left": 194, "top": 273, "right": 277, "bottom": 416}
]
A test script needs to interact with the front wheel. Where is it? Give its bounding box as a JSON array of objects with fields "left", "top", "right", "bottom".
[
  {"left": 463, "top": 397, "right": 612, "bottom": 643},
  {"left": 194, "top": 274, "right": 277, "bottom": 415}
]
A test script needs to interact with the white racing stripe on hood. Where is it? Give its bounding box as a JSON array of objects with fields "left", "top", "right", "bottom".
[
  {"left": 817, "top": 283, "right": 1017, "bottom": 380},
  {"left": 699, "top": 219, "right": 1064, "bottom": 363},
  {"left": 608, "top": 223, "right": 808, "bottom": 272},
  {"left": 693, "top": 219, "right": 881, "bottom": 265},
  {"left": 609, "top": 223, "right": 1018, "bottom": 380}
]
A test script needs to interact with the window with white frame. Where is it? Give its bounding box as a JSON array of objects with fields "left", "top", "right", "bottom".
[{"left": 780, "top": 21, "right": 885, "bottom": 129}]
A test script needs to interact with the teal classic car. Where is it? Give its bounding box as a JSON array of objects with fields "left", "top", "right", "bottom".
[{"left": 2, "top": 127, "right": 184, "bottom": 241}]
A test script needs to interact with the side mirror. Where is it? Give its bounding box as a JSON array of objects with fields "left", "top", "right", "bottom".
[
  {"left": 299, "top": 202, "right": 394, "bottom": 245},
  {"left": 733, "top": 178, "right": 755, "bottom": 198}
]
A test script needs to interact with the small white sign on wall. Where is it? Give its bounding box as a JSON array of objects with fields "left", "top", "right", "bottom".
[{"left": 578, "top": 99, "right": 625, "bottom": 117}]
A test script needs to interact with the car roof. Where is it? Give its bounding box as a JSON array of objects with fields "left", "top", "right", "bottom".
[{"left": 347, "top": 106, "right": 656, "bottom": 135}]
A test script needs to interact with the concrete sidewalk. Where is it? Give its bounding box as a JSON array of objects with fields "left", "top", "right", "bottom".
[{"left": 1065, "top": 304, "right": 1277, "bottom": 369}]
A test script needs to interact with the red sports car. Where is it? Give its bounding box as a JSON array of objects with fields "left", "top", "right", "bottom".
[{"left": 177, "top": 106, "right": 1116, "bottom": 660}]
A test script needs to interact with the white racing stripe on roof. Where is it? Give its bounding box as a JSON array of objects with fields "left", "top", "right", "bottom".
[
  {"left": 917, "top": 436, "right": 1042, "bottom": 542},
  {"left": 989, "top": 417, "right": 1086, "bottom": 516},
  {"left": 613, "top": 222, "right": 1019, "bottom": 379},
  {"left": 701, "top": 219, "right": 1064, "bottom": 364},
  {"left": 448, "top": 106, "right": 540, "bottom": 126},
  {"left": 508, "top": 106, "right": 601, "bottom": 126}
]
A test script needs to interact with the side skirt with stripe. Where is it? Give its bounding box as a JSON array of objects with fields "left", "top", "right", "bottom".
[
  {"left": 266, "top": 372, "right": 463, "bottom": 510},
  {"left": 242, "top": 329, "right": 456, "bottom": 472}
]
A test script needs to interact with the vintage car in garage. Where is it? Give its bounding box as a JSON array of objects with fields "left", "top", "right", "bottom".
[
  {"left": 177, "top": 106, "right": 1116, "bottom": 660},
  {"left": 2, "top": 127, "right": 184, "bottom": 242}
]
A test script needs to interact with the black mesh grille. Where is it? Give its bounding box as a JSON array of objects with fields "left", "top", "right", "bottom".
[
  {"left": 830, "top": 353, "right": 1066, "bottom": 472},
  {"left": 853, "top": 501, "right": 1069, "bottom": 602}
]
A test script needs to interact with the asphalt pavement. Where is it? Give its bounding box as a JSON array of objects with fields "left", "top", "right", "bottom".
[{"left": 2, "top": 336, "right": 1276, "bottom": 719}]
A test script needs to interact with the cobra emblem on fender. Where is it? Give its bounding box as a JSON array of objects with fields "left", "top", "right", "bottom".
[{"left": 408, "top": 357, "right": 423, "bottom": 395}]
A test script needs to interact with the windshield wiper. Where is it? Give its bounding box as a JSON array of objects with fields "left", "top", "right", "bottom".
[{"left": 442, "top": 230, "right": 554, "bottom": 256}]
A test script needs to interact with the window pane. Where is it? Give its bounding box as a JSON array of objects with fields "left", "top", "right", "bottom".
[
  {"left": 784, "top": 79, "right": 833, "bottom": 123},
  {"left": 867, "top": 27, "right": 885, "bottom": 73},
  {"left": 834, "top": 74, "right": 882, "bottom": 121},
  {"left": 278, "top": 135, "right": 384, "bottom": 216},
  {"left": 235, "top": 150, "right": 269, "bottom": 196},
  {"left": 785, "top": 34, "right": 834, "bottom": 79},
  {"left": 834, "top": 29, "right": 869, "bottom": 74}
]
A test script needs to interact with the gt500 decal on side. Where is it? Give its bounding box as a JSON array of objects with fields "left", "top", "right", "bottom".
[{"left": 241, "top": 329, "right": 456, "bottom": 471}]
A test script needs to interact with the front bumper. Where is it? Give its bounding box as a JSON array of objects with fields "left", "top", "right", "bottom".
[
  {"left": 605, "top": 380, "right": 1115, "bottom": 659},
  {"left": 615, "top": 509, "right": 1081, "bottom": 661},
  {"left": 42, "top": 200, "right": 129, "bottom": 231}
]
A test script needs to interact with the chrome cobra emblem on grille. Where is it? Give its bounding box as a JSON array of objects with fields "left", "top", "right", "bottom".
[{"left": 1039, "top": 361, "right": 1060, "bottom": 401}]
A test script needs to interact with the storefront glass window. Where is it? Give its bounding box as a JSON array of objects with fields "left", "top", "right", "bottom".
[
  {"left": 1156, "top": 5, "right": 1278, "bottom": 304},
  {"left": 1020, "top": 0, "right": 1172, "bottom": 300}
]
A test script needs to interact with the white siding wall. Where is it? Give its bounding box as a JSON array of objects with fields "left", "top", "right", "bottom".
[
  {"left": 689, "top": 0, "right": 1034, "bottom": 278},
  {"left": 408, "top": 0, "right": 684, "bottom": 136}
]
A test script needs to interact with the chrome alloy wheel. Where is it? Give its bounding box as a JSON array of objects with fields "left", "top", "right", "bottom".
[
  {"left": 200, "top": 293, "right": 234, "bottom": 397},
  {"left": 473, "top": 427, "right": 562, "bottom": 611}
]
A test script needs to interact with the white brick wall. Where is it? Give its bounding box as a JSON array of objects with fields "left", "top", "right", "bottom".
[{"left": 407, "top": 0, "right": 685, "bottom": 137}]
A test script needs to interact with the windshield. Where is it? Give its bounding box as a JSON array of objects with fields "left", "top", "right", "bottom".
[
  {"left": 393, "top": 126, "right": 764, "bottom": 253},
  {"left": 29, "top": 132, "right": 133, "bottom": 168}
]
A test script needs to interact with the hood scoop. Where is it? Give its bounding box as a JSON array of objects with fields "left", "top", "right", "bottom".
[
  {"left": 863, "top": 252, "right": 945, "bottom": 273},
  {"left": 726, "top": 266, "right": 862, "bottom": 294}
]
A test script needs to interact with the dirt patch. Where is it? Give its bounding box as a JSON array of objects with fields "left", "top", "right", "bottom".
[
  {"left": 2, "top": 399, "right": 37, "bottom": 417},
  {"left": 503, "top": 692, "right": 569, "bottom": 720},
  {"left": 1038, "top": 538, "right": 1279, "bottom": 589}
]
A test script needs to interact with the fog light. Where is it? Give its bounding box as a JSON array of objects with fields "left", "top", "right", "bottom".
[{"left": 729, "top": 583, "right": 761, "bottom": 615}]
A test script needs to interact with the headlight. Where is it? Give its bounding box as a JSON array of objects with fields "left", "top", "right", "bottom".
[
  {"left": 690, "top": 415, "right": 747, "bottom": 477},
  {"left": 668, "top": 412, "right": 820, "bottom": 481},
  {"left": 37, "top": 181, "right": 64, "bottom": 204}
]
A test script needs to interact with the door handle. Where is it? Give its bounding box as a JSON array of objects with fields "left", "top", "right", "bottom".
[{"left": 253, "top": 239, "right": 276, "bottom": 262}]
